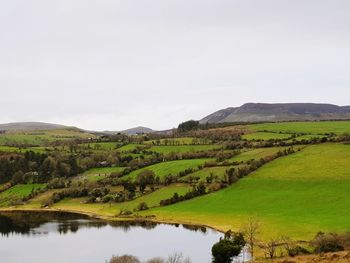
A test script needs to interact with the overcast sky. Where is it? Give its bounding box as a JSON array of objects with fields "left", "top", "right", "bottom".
[{"left": 1, "top": 0, "right": 349, "bottom": 131}]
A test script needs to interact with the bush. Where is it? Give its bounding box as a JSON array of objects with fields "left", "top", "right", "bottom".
[
  {"left": 136, "top": 202, "right": 149, "bottom": 211},
  {"left": 109, "top": 255, "right": 140, "bottom": 263},
  {"left": 312, "top": 232, "right": 344, "bottom": 253},
  {"left": 287, "top": 246, "right": 310, "bottom": 257},
  {"left": 212, "top": 232, "right": 245, "bottom": 263}
]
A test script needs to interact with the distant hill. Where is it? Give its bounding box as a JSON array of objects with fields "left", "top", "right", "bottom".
[
  {"left": 119, "top": 126, "right": 155, "bottom": 135},
  {"left": 200, "top": 103, "right": 350, "bottom": 124},
  {"left": 0, "top": 122, "right": 77, "bottom": 132}
]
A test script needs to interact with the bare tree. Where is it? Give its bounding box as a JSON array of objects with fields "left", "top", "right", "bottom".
[
  {"left": 263, "top": 238, "right": 280, "bottom": 259},
  {"left": 109, "top": 255, "right": 140, "bottom": 263},
  {"left": 242, "top": 216, "right": 261, "bottom": 260},
  {"left": 166, "top": 253, "right": 191, "bottom": 263},
  {"left": 146, "top": 258, "right": 164, "bottom": 263}
]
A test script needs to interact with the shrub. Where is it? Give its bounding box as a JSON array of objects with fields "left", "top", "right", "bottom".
[
  {"left": 312, "top": 232, "right": 344, "bottom": 253},
  {"left": 136, "top": 202, "right": 149, "bottom": 211},
  {"left": 109, "top": 255, "right": 140, "bottom": 263},
  {"left": 211, "top": 232, "right": 245, "bottom": 263}
]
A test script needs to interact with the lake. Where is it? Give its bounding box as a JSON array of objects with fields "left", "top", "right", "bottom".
[{"left": 0, "top": 211, "right": 247, "bottom": 263}]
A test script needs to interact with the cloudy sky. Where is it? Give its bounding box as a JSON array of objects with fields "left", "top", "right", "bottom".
[{"left": 1, "top": 0, "right": 349, "bottom": 131}]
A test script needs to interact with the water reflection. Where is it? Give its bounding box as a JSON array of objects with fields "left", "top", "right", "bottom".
[{"left": 0, "top": 211, "right": 226, "bottom": 263}]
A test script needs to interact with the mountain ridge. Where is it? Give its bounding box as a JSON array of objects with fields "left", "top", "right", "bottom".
[
  {"left": 0, "top": 122, "right": 78, "bottom": 131},
  {"left": 200, "top": 103, "right": 350, "bottom": 124}
]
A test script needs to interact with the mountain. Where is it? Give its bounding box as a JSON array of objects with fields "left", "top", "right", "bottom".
[
  {"left": 119, "top": 126, "right": 154, "bottom": 135},
  {"left": 200, "top": 103, "right": 350, "bottom": 124},
  {"left": 0, "top": 122, "right": 76, "bottom": 131}
]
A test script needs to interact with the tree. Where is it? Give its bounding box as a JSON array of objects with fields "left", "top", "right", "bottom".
[
  {"left": 11, "top": 170, "right": 24, "bottom": 184},
  {"left": 211, "top": 232, "right": 245, "bottom": 263},
  {"left": 242, "top": 216, "right": 261, "bottom": 260},
  {"left": 178, "top": 120, "right": 199, "bottom": 133},
  {"left": 109, "top": 255, "right": 140, "bottom": 263},
  {"left": 136, "top": 170, "right": 155, "bottom": 192},
  {"left": 263, "top": 238, "right": 280, "bottom": 259},
  {"left": 166, "top": 253, "right": 191, "bottom": 263}
]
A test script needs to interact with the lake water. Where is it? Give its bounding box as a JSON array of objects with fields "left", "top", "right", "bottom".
[
  {"left": 0, "top": 211, "right": 224, "bottom": 263},
  {"left": 0, "top": 211, "right": 250, "bottom": 263}
]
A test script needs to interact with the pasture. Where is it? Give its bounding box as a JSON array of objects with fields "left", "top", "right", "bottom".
[
  {"left": 143, "top": 144, "right": 350, "bottom": 239},
  {"left": 123, "top": 159, "right": 213, "bottom": 181},
  {"left": 248, "top": 121, "right": 350, "bottom": 135}
]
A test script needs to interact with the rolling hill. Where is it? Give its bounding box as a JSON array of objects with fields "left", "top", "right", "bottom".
[
  {"left": 0, "top": 122, "right": 76, "bottom": 131},
  {"left": 200, "top": 103, "right": 350, "bottom": 124}
]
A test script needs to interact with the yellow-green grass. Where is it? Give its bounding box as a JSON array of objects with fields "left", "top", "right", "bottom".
[
  {"left": 148, "top": 145, "right": 221, "bottom": 154},
  {"left": 0, "top": 129, "right": 96, "bottom": 146},
  {"left": 123, "top": 159, "right": 213, "bottom": 181},
  {"left": 0, "top": 145, "right": 50, "bottom": 153},
  {"left": 288, "top": 134, "right": 323, "bottom": 142},
  {"left": 79, "top": 142, "right": 120, "bottom": 151},
  {"left": 77, "top": 167, "right": 125, "bottom": 182},
  {"left": 144, "top": 137, "right": 210, "bottom": 145},
  {"left": 41, "top": 184, "right": 191, "bottom": 216},
  {"left": 116, "top": 144, "right": 144, "bottom": 152},
  {"left": 142, "top": 144, "right": 350, "bottom": 240},
  {"left": 0, "top": 184, "right": 46, "bottom": 207},
  {"left": 228, "top": 147, "right": 288, "bottom": 163},
  {"left": 242, "top": 132, "right": 293, "bottom": 141},
  {"left": 179, "top": 166, "right": 231, "bottom": 182},
  {"left": 248, "top": 121, "right": 350, "bottom": 135}
]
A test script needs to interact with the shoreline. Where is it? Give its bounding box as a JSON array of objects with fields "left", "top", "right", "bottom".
[{"left": 0, "top": 207, "right": 227, "bottom": 234}]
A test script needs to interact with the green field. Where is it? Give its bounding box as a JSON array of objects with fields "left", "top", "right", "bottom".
[
  {"left": 180, "top": 166, "right": 231, "bottom": 183},
  {"left": 143, "top": 144, "right": 350, "bottom": 239},
  {"left": 242, "top": 132, "right": 293, "bottom": 141},
  {"left": 248, "top": 121, "right": 350, "bottom": 135},
  {"left": 123, "top": 159, "right": 213, "bottom": 181},
  {"left": 46, "top": 184, "right": 191, "bottom": 215},
  {"left": 228, "top": 147, "right": 288, "bottom": 163},
  {"left": 148, "top": 145, "right": 220, "bottom": 154},
  {"left": 0, "top": 184, "right": 46, "bottom": 206},
  {"left": 116, "top": 144, "right": 144, "bottom": 152},
  {"left": 79, "top": 142, "right": 120, "bottom": 151},
  {"left": 77, "top": 167, "right": 125, "bottom": 182},
  {"left": 0, "top": 129, "right": 95, "bottom": 146}
]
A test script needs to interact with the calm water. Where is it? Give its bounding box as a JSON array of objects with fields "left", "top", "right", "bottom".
[{"left": 0, "top": 211, "right": 227, "bottom": 263}]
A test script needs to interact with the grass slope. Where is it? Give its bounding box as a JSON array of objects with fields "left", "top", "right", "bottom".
[
  {"left": 0, "top": 184, "right": 46, "bottom": 207},
  {"left": 143, "top": 144, "right": 350, "bottom": 239},
  {"left": 242, "top": 132, "right": 293, "bottom": 141},
  {"left": 248, "top": 121, "right": 350, "bottom": 135},
  {"left": 0, "top": 129, "right": 95, "bottom": 146},
  {"left": 46, "top": 184, "right": 191, "bottom": 216},
  {"left": 123, "top": 159, "right": 213, "bottom": 181},
  {"left": 148, "top": 145, "right": 220, "bottom": 154},
  {"left": 228, "top": 147, "right": 288, "bottom": 163}
]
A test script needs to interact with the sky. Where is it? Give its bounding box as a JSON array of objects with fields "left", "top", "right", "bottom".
[{"left": 0, "top": 0, "right": 349, "bottom": 131}]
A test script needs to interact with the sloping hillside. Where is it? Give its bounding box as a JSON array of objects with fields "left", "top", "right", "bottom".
[
  {"left": 200, "top": 103, "right": 350, "bottom": 123},
  {"left": 0, "top": 122, "right": 74, "bottom": 131}
]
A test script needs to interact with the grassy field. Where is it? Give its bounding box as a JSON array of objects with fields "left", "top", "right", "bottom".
[
  {"left": 77, "top": 167, "right": 125, "bottom": 182},
  {"left": 148, "top": 145, "right": 220, "bottom": 154},
  {"left": 242, "top": 132, "right": 293, "bottom": 141},
  {"left": 123, "top": 159, "right": 213, "bottom": 181},
  {"left": 228, "top": 147, "right": 289, "bottom": 163},
  {"left": 179, "top": 166, "right": 231, "bottom": 183},
  {"left": 40, "top": 184, "right": 192, "bottom": 216},
  {"left": 145, "top": 137, "right": 211, "bottom": 145},
  {"left": 248, "top": 121, "right": 350, "bottom": 135},
  {"left": 0, "top": 184, "right": 46, "bottom": 206},
  {"left": 142, "top": 144, "right": 350, "bottom": 239},
  {"left": 0, "top": 129, "right": 95, "bottom": 146},
  {"left": 79, "top": 142, "right": 120, "bottom": 151},
  {"left": 116, "top": 144, "right": 144, "bottom": 152}
]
